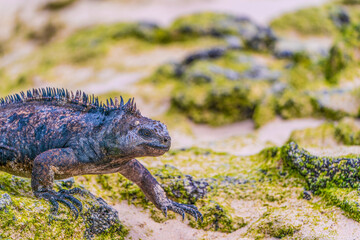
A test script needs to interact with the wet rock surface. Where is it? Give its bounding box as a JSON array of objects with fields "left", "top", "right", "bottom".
[
  {"left": 0, "top": 173, "right": 128, "bottom": 240},
  {"left": 0, "top": 193, "right": 12, "bottom": 210},
  {"left": 83, "top": 197, "right": 125, "bottom": 240},
  {"left": 284, "top": 142, "right": 360, "bottom": 190}
]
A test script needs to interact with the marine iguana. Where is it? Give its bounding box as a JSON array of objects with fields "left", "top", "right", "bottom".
[{"left": 0, "top": 87, "right": 202, "bottom": 221}]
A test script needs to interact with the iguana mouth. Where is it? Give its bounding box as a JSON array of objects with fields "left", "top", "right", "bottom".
[{"left": 144, "top": 142, "right": 170, "bottom": 150}]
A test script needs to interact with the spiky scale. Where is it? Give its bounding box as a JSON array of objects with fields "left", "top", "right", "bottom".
[{"left": 120, "top": 96, "right": 124, "bottom": 107}]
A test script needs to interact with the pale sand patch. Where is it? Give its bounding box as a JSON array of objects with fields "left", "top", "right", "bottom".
[
  {"left": 114, "top": 201, "right": 243, "bottom": 240},
  {"left": 257, "top": 117, "right": 325, "bottom": 146},
  {"left": 172, "top": 117, "right": 325, "bottom": 155},
  {"left": 114, "top": 196, "right": 360, "bottom": 240},
  {"left": 306, "top": 146, "right": 360, "bottom": 157}
]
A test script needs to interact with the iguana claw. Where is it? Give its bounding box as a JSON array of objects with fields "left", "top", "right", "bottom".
[
  {"left": 161, "top": 200, "right": 203, "bottom": 222},
  {"left": 35, "top": 188, "right": 84, "bottom": 219}
]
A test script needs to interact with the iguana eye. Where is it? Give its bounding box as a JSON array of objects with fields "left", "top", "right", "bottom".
[{"left": 139, "top": 128, "right": 152, "bottom": 138}]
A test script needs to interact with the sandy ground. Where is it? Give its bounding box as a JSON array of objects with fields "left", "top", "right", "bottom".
[{"left": 171, "top": 117, "right": 325, "bottom": 155}]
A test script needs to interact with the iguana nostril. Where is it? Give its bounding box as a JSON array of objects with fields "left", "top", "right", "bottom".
[{"left": 164, "top": 138, "right": 168, "bottom": 143}]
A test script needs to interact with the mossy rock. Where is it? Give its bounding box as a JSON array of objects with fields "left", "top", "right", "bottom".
[
  {"left": 323, "top": 43, "right": 350, "bottom": 84},
  {"left": 251, "top": 209, "right": 301, "bottom": 239},
  {"left": 335, "top": 117, "right": 360, "bottom": 145},
  {"left": 276, "top": 91, "right": 315, "bottom": 119},
  {"left": 253, "top": 96, "right": 277, "bottom": 128},
  {"left": 282, "top": 142, "right": 360, "bottom": 191},
  {"left": 288, "top": 123, "right": 337, "bottom": 148},
  {"left": 169, "top": 12, "right": 276, "bottom": 50},
  {"left": 0, "top": 173, "right": 128, "bottom": 240},
  {"left": 189, "top": 199, "right": 247, "bottom": 233},
  {"left": 270, "top": 6, "right": 336, "bottom": 36},
  {"left": 171, "top": 83, "right": 256, "bottom": 125},
  {"left": 42, "top": 0, "right": 77, "bottom": 11}
]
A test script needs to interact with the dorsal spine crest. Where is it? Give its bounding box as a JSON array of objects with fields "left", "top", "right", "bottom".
[{"left": 0, "top": 87, "right": 141, "bottom": 116}]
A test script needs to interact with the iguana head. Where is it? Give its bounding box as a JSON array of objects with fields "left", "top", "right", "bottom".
[{"left": 102, "top": 99, "right": 171, "bottom": 158}]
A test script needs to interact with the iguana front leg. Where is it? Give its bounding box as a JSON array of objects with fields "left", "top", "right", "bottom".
[
  {"left": 119, "top": 159, "right": 202, "bottom": 221},
  {"left": 31, "top": 148, "right": 83, "bottom": 218}
]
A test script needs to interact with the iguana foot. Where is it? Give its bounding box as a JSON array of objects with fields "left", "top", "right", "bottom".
[
  {"left": 35, "top": 188, "right": 83, "bottom": 219},
  {"left": 161, "top": 200, "right": 203, "bottom": 222}
]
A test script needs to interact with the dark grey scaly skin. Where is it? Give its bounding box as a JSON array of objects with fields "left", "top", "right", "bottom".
[{"left": 0, "top": 88, "right": 202, "bottom": 221}]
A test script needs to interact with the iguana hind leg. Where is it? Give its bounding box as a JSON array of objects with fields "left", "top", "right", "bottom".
[
  {"left": 119, "top": 159, "right": 203, "bottom": 221},
  {"left": 31, "top": 148, "right": 83, "bottom": 218}
]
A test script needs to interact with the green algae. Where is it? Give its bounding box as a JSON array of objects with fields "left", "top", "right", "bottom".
[
  {"left": 320, "top": 187, "right": 360, "bottom": 222},
  {"left": 0, "top": 172, "right": 128, "bottom": 240},
  {"left": 282, "top": 142, "right": 360, "bottom": 191},
  {"left": 252, "top": 97, "right": 277, "bottom": 128},
  {"left": 289, "top": 123, "right": 337, "bottom": 148},
  {"left": 189, "top": 199, "right": 247, "bottom": 233},
  {"left": 270, "top": 6, "right": 336, "bottom": 36},
  {"left": 323, "top": 43, "right": 349, "bottom": 84},
  {"left": 251, "top": 209, "right": 301, "bottom": 239},
  {"left": 42, "top": 0, "right": 78, "bottom": 11},
  {"left": 335, "top": 117, "right": 360, "bottom": 145},
  {"left": 2, "top": 143, "right": 359, "bottom": 237},
  {"left": 276, "top": 90, "right": 315, "bottom": 119}
]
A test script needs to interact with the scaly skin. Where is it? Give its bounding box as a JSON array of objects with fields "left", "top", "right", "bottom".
[{"left": 0, "top": 88, "right": 202, "bottom": 221}]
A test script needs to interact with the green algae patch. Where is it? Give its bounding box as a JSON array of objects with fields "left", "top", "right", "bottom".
[
  {"left": 250, "top": 209, "right": 301, "bottom": 239},
  {"left": 169, "top": 12, "right": 276, "bottom": 50},
  {"left": 335, "top": 117, "right": 360, "bottom": 145},
  {"left": 288, "top": 123, "right": 337, "bottom": 148},
  {"left": 189, "top": 199, "right": 247, "bottom": 233},
  {"left": 0, "top": 172, "right": 128, "bottom": 240},
  {"left": 42, "top": 0, "right": 78, "bottom": 11},
  {"left": 320, "top": 187, "right": 360, "bottom": 222},
  {"left": 270, "top": 6, "right": 336, "bottom": 36},
  {"left": 252, "top": 96, "right": 277, "bottom": 128},
  {"left": 276, "top": 90, "right": 316, "bottom": 119},
  {"left": 282, "top": 142, "right": 360, "bottom": 191}
]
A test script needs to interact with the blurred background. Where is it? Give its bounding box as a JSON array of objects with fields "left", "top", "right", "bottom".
[
  {"left": 3, "top": 0, "right": 360, "bottom": 239},
  {"left": 0, "top": 0, "right": 356, "bottom": 151}
]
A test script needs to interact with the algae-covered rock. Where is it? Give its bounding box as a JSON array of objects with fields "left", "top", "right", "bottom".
[
  {"left": 288, "top": 123, "right": 337, "bottom": 148},
  {"left": 311, "top": 88, "right": 360, "bottom": 118},
  {"left": 277, "top": 90, "right": 315, "bottom": 119},
  {"left": 323, "top": 43, "right": 349, "bottom": 84},
  {"left": 42, "top": 0, "right": 77, "bottom": 11},
  {"left": 166, "top": 50, "right": 280, "bottom": 126},
  {"left": 282, "top": 142, "right": 360, "bottom": 191},
  {"left": 335, "top": 117, "right": 360, "bottom": 145},
  {"left": 170, "top": 12, "right": 276, "bottom": 51},
  {"left": 270, "top": 6, "right": 336, "bottom": 36},
  {"left": 155, "top": 164, "right": 212, "bottom": 204},
  {"left": 189, "top": 200, "right": 247, "bottom": 233},
  {"left": 0, "top": 172, "right": 128, "bottom": 240}
]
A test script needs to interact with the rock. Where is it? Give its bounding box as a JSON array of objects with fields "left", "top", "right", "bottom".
[
  {"left": 156, "top": 165, "right": 250, "bottom": 204},
  {"left": 283, "top": 142, "right": 360, "bottom": 190},
  {"left": 335, "top": 117, "right": 360, "bottom": 145},
  {"left": 0, "top": 173, "right": 128, "bottom": 239},
  {"left": 330, "top": 7, "right": 351, "bottom": 29},
  {"left": 84, "top": 196, "right": 125, "bottom": 240},
  {"left": 241, "top": 64, "right": 280, "bottom": 81},
  {"left": 225, "top": 35, "right": 243, "bottom": 49},
  {"left": 170, "top": 12, "right": 277, "bottom": 51},
  {"left": 311, "top": 87, "right": 359, "bottom": 116},
  {"left": 208, "top": 65, "right": 240, "bottom": 81},
  {"left": 189, "top": 199, "right": 247, "bottom": 233},
  {"left": 0, "top": 193, "right": 12, "bottom": 210},
  {"left": 302, "top": 190, "right": 312, "bottom": 200},
  {"left": 182, "top": 47, "right": 227, "bottom": 65},
  {"left": 156, "top": 165, "right": 212, "bottom": 203},
  {"left": 186, "top": 72, "right": 213, "bottom": 83}
]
